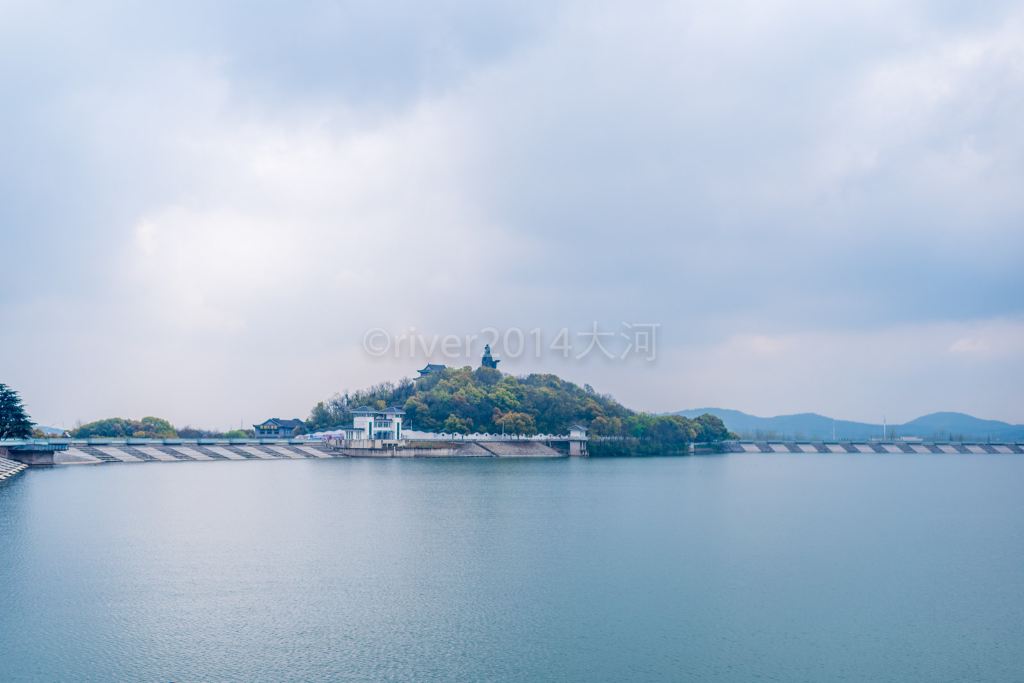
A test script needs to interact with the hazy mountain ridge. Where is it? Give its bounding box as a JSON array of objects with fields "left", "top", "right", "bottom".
[{"left": 672, "top": 408, "right": 1024, "bottom": 441}]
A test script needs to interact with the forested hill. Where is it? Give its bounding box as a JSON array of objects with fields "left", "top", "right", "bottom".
[{"left": 307, "top": 366, "right": 730, "bottom": 446}]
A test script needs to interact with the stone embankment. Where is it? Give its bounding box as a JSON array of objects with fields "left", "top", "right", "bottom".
[
  {"left": 0, "top": 456, "right": 28, "bottom": 482},
  {"left": 0, "top": 437, "right": 572, "bottom": 467},
  {"left": 727, "top": 440, "right": 1024, "bottom": 454},
  {"left": 331, "top": 440, "right": 565, "bottom": 457},
  {"left": 54, "top": 442, "right": 331, "bottom": 464},
  {"left": 476, "top": 441, "right": 563, "bottom": 457}
]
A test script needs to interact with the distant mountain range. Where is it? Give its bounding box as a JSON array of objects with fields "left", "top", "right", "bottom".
[
  {"left": 672, "top": 409, "right": 1024, "bottom": 441},
  {"left": 36, "top": 425, "right": 65, "bottom": 436}
]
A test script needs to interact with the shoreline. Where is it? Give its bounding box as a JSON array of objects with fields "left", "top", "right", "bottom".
[{"left": 2, "top": 437, "right": 1022, "bottom": 470}]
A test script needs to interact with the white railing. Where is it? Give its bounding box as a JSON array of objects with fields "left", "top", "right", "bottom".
[{"left": 400, "top": 430, "right": 581, "bottom": 442}]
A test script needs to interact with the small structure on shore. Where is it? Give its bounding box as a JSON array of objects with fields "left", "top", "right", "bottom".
[
  {"left": 253, "top": 418, "right": 305, "bottom": 438},
  {"left": 569, "top": 425, "right": 589, "bottom": 456},
  {"left": 0, "top": 441, "right": 68, "bottom": 466}
]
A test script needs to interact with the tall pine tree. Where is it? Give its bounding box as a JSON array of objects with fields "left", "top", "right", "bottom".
[{"left": 0, "top": 383, "right": 34, "bottom": 439}]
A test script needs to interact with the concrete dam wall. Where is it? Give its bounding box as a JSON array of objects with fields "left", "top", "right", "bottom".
[
  {"left": 0, "top": 456, "right": 28, "bottom": 481},
  {"left": 55, "top": 442, "right": 331, "bottom": 464},
  {"left": 18, "top": 439, "right": 568, "bottom": 465}
]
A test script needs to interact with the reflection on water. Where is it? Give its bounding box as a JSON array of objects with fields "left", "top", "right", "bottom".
[{"left": 1, "top": 455, "right": 1023, "bottom": 681}]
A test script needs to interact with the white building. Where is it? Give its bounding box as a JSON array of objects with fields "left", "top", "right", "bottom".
[
  {"left": 351, "top": 406, "right": 405, "bottom": 441},
  {"left": 569, "top": 425, "right": 589, "bottom": 456}
]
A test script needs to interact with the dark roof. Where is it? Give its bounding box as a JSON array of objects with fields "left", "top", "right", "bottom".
[
  {"left": 255, "top": 418, "right": 305, "bottom": 429},
  {"left": 351, "top": 406, "right": 376, "bottom": 414},
  {"left": 418, "top": 363, "right": 447, "bottom": 374},
  {"left": 384, "top": 406, "right": 406, "bottom": 415}
]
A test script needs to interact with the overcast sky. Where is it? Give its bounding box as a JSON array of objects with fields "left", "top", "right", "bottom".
[{"left": 2, "top": 0, "right": 1022, "bottom": 429}]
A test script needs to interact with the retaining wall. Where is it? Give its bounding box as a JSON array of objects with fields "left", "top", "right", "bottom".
[{"left": 0, "top": 456, "right": 28, "bottom": 481}]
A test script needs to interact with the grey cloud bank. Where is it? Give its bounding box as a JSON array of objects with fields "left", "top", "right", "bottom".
[{"left": 1, "top": 1, "right": 1022, "bottom": 428}]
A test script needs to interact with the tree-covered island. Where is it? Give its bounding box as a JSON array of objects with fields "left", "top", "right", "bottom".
[{"left": 308, "top": 366, "right": 731, "bottom": 455}]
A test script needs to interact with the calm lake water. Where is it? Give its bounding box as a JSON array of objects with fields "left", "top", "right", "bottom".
[{"left": 1, "top": 454, "right": 1023, "bottom": 682}]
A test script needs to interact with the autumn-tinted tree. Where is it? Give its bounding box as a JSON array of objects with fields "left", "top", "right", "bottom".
[{"left": 494, "top": 410, "right": 538, "bottom": 435}]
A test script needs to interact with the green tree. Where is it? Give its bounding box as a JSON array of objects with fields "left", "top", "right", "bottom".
[
  {"left": 693, "top": 414, "right": 730, "bottom": 442},
  {"left": 73, "top": 418, "right": 133, "bottom": 438},
  {"left": 0, "top": 383, "right": 34, "bottom": 439},
  {"left": 314, "top": 367, "right": 633, "bottom": 435},
  {"left": 495, "top": 411, "right": 537, "bottom": 435},
  {"left": 72, "top": 416, "right": 178, "bottom": 438},
  {"left": 402, "top": 396, "right": 431, "bottom": 429},
  {"left": 306, "top": 401, "right": 339, "bottom": 432},
  {"left": 139, "top": 416, "right": 177, "bottom": 438},
  {"left": 307, "top": 366, "right": 730, "bottom": 456},
  {"left": 443, "top": 414, "right": 473, "bottom": 434}
]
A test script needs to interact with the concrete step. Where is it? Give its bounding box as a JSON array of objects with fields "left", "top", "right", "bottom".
[
  {"left": 194, "top": 445, "right": 229, "bottom": 460},
  {"left": 120, "top": 446, "right": 157, "bottom": 461},
  {"left": 0, "top": 457, "right": 28, "bottom": 480},
  {"left": 153, "top": 446, "right": 195, "bottom": 461},
  {"left": 77, "top": 446, "right": 123, "bottom": 462},
  {"left": 476, "top": 441, "right": 562, "bottom": 457}
]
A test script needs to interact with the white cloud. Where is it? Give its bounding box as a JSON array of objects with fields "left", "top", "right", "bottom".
[
  {"left": 632, "top": 317, "right": 1024, "bottom": 423},
  {"left": 949, "top": 338, "right": 990, "bottom": 354},
  {"left": 1, "top": 0, "right": 1022, "bottom": 427}
]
